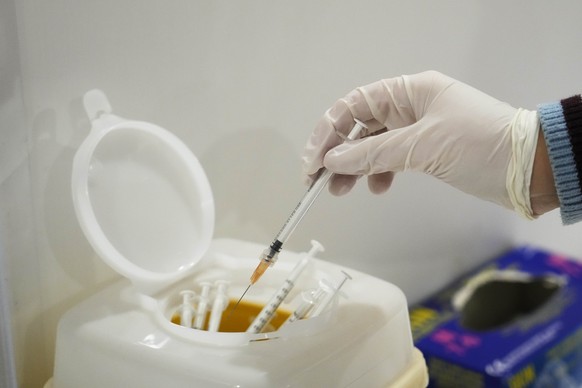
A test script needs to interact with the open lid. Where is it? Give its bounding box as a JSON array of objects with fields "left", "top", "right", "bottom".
[{"left": 72, "top": 90, "right": 214, "bottom": 295}]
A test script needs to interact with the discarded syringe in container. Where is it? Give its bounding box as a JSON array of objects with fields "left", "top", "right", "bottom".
[
  {"left": 193, "top": 282, "right": 211, "bottom": 330},
  {"left": 233, "top": 119, "right": 367, "bottom": 310},
  {"left": 284, "top": 270, "right": 352, "bottom": 326},
  {"left": 208, "top": 280, "right": 229, "bottom": 332},
  {"left": 246, "top": 240, "right": 324, "bottom": 334}
]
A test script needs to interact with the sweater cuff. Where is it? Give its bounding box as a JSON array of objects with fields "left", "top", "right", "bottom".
[{"left": 538, "top": 96, "right": 582, "bottom": 224}]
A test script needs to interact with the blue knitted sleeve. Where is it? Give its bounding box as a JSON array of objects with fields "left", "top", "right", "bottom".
[{"left": 538, "top": 96, "right": 582, "bottom": 224}]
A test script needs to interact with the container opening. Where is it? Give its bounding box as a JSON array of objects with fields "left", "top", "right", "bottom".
[
  {"left": 160, "top": 240, "right": 350, "bottom": 339},
  {"left": 163, "top": 270, "right": 349, "bottom": 337},
  {"left": 171, "top": 299, "right": 291, "bottom": 333}
]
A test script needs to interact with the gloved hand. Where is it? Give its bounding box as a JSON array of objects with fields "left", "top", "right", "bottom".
[{"left": 302, "top": 71, "right": 540, "bottom": 218}]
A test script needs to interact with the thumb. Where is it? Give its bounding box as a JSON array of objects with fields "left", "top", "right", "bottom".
[{"left": 323, "top": 128, "right": 417, "bottom": 175}]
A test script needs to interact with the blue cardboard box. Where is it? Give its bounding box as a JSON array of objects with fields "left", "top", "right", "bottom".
[{"left": 410, "top": 247, "right": 582, "bottom": 387}]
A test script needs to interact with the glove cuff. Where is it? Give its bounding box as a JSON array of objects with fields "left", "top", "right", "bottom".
[
  {"left": 538, "top": 96, "right": 582, "bottom": 224},
  {"left": 507, "top": 109, "right": 539, "bottom": 220}
]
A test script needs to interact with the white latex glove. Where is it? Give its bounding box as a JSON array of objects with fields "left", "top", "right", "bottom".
[{"left": 302, "top": 71, "right": 540, "bottom": 218}]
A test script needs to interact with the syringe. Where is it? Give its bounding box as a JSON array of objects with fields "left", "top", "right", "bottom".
[
  {"left": 231, "top": 119, "right": 367, "bottom": 314},
  {"left": 233, "top": 119, "right": 367, "bottom": 309},
  {"left": 251, "top": 119, "right": 367, "bottom": 284},
  {"left": 246, "top": 240, "right": 324, "bottom": 334},
  {"left": 283, "top": 270, "right": 351, "bottom": 326}
]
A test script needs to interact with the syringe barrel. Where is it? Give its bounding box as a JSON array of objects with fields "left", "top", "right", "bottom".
[
  {"left": 311, "top": 271, "right": 352, "bottom": 317},
  {"left": 276, "top": 170, "right": 333, "bottom": 243},
  {"left": 275, "top": 120, "right": 366, "bottom": 244},
  {"left": 246, "top": 256, "right": 311, "bottom": 333},
  {"left": 246, "top": 279, "right": 293, "bottom": 334},
  {"left": 208, "top": 282, "right": 229, "bottom": 332},
  {"left": 193, "top": 282, "right": 212, "bottom": 330},
  {"left": 284, "top": 288, "right": 325, "bottom": 324}
]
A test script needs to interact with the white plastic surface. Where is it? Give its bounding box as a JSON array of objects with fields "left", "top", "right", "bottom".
[
  {"left": 47, "top": 349, "right": 427, "bottom": 388},
  {"left": 52, "top": 239, "right": 421, "bottom": 387},
  {"left": 71, "top": 90, "right": 214, "bottom": 294}
]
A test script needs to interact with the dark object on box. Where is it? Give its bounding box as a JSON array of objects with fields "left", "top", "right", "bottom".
[
  {"left": 459, "top": 276, "right": 561, "bottom": 332},
  {"left": 410, "top": 247, "right": 582, "bottom": 387}
]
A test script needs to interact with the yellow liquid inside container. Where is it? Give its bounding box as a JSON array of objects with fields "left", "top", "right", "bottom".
[{"left": 171, "top": 299, "right": 291, "bottom": 333}]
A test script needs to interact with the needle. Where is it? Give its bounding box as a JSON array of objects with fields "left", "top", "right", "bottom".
[{"left": 226, "top": 284, "right": 251, "bottom": 320}]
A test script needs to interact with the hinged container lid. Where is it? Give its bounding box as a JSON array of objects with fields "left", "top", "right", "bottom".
[{"left": 71, "top": 89, "right": 214, "bottom": 294}]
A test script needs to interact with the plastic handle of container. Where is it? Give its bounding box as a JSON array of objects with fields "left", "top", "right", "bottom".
[{"left": 83, "top": 89, "right": 113, "bottom": 121}]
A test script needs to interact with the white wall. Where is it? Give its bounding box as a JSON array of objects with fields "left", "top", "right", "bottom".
[
  {"left": 0, "top": 0, "right": 34, "bottom": 387},
  {"left": 2, "top": 1, "right": 582, "bottom": 386}
]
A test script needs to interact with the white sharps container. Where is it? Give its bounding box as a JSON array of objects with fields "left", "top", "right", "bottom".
[{"left": 48, "top": 90, "right": 428, "bottom": 388}]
